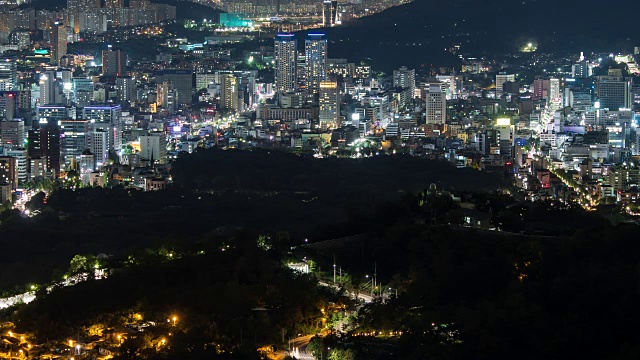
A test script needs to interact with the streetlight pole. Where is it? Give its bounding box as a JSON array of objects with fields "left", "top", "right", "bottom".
[{"left": 333, "top": 255, "right": 336, "bottom": 285}]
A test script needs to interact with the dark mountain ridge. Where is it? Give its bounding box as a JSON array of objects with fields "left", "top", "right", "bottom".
[{"left": 299, "top": 0, "right": 639, "bottom": 71}]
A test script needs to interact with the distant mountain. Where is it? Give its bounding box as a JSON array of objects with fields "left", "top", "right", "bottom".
[{"left": 300, "top": 0, "right": 639, "bottom": 72}]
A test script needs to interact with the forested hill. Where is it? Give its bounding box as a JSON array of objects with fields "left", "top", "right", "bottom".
[{"left": 303, "top": 0, "right": 639, "bottom": 71}]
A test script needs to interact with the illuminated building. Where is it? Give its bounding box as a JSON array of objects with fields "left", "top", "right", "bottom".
[
  {"left": 116, "top": 76, "right": 136, "bottom": 103},
  {"left": 393, "top": 66, "right": 415, "bottom": 97},
  {"left": 28, "top": 118, "right": 60, "bottom": 179},
  {"left": 140, "top": 131, "right": 167, "bottom": 165},
  {"left": 0, "top": 58, "right": 17, "bottom": 91},
  {"left": 0, "top": 119, "right": 24, "bottom": 146},
  {"left": 59, "top": 119, "right": 89, "bottom": 167},
  {"left": 305, "top": 34, "right": 327, "bottom": 95},
  {"left": 322, "top": 0, "right": 338, "bottom": 27},
  {"left": 319, "top": 80, "right": 339, "bottom": 129},
  {"left": 102, "top": 47, "right": 127, "bottom": 76},
  {"left": 220, "top": 74, "right": 238, "bottom": 113},
  {"left": 155, "top": 69, "right": 193, "bottom": 105},
  {"left": 425, "top": 84, "right": 446, "bottom": 124},
  {"left": 596, "top": 69, "right": 632, "bottom": 111},
  {"left": 50, "top": 21, "right": 67, "bottom": 65},
  {"left": 274, "top": 33, "right": 297, "bottom": 93},
  {"left": 495, "top": 73, "right": 515, "bottom": 97},
  {"left": 0, "top": 156, "right": 17, "bottom": 189}
]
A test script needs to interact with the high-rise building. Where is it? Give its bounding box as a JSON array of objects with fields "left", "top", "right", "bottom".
[
  {"left": 28, "top": 119, "right": 60, "bottom": 179},
  {"left": 3, "top": 147, "right": 27, "bottom": 184},
  {"left": 425, "top": 84, "right": 446, "bottom": 124},
  {"left": 274, "top": 34, "right": 297, "bottom": 93},
  {"left": 596, "top": 69, "right": 632, "bottom": 111},
  {"left": 59, "top": 119, "right": 89, "bottom": 167},
  {"left": 393, "top": 66, "right": 415, "bottom": 97},
  {"left": 50, "top": 21, "right": 67, "bottom": 65},
  {"left": 140, "top": 131, "right": 167, "bottom": 165},
  {"left": 82, "top": 104, "right": 122, "bottom": 124},
  {"left": 102, "top": 47, "right": 127, "bottom": 76},
  {"left": 0, "top": 92, "right": 17, "bottom": 120},
  {"left": 39, "top": 72, "right": 56, "bottom": 106},
  {"left": 533, "top": 78, "right": 560, "bottom": 102},
  {"left": 319, "top": 80, "right": 339, "bottom": 129},
  {"left": 91, "top": 128, "right": 109, "bottom": 168},
  {"left": 73, "top": 77, "right": 94, "bottom": 107},
  {"left": 220, "top": 74, "right": 238, "bottom": 113},
  {"left": 37, "top": 105, "right": 69, "bottom": 121},
  {"left": 0, "top": 156, "right": 17, "bottom": 189},
  {"left": 0, "top": 119, "right": 24, "bottom": 146},
  {"left": 305, "top": 33, "right": 327, "bottom": 94},
  {"left": 0, "top": 58, "right": 17, "bottom": 91},
  {"left": 322, "top": 0, "right": 338, "bottom": 27},
  {"left": 495, "top": 73, "right": 515, "bottom": 97},
  {"left": 572, "top": 61, "right": 591, "bottom": 79},
  {"left": 155, "top": 69, "right": 193, "bottom": 105},
  {"left": 116, "top": 76, "right": 136, "bottom": 103}
]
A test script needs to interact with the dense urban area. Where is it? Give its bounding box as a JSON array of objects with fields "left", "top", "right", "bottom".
[{"left": 0, "top": 0, "right": 639, "bottom": 359}]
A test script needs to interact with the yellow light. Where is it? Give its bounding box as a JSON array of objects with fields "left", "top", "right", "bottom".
[{"left": 496, "top": 118, "right": 511, "bottom": 126}]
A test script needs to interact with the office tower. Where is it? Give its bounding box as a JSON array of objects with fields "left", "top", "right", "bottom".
[
  {"left": 59, "top": 119, "right": 89, "bottom": 167},
  {"left": 155, "top": 69, "right": 193, "bottom": 105},
  {"left": 28, "top": 119, "right": 60, "bottom": 179},
  {"left": 91, "top": 128, "right": 109, "bottom": 168},
  {"left": 140, "top": 131, "right": 167, "bottom": 165},
  {"left": 37, "top": 105, "right": 69, "bottom": 122},
  {"left": 572, "top": 61, "right": 591, "bottom": 78},
  {"left": 425, "top": 84, "right": 446, "bottom": 124},
  {"left": 73, "top": 77, "right": 94, "bottom": 107},
  {"left": 0, "top": 156, "right": 17, "bottom": 189},
  {"left": 596, "top": 69, "right": 632, "bottom": 111},
  {"left": 220, "top": 74, "right": 238, "bottom": 113},
  {"left": 0, "top": 119, "right": 25, "bottom": 146},
  {"left": 3, "top": 147, "right": 27, "bottom": 184},
  {"left": 495, "top": 73, "right": 515, "bottom": 97},
  {"left": 322, "top": 0, "right": 338, "bottom": 27},
  {"left": 0, "top": 58, "right": 17, "bottom": 91},
  {"left": 50, "top": 21, "right": 67, "bottom": 65},
  {"left": 533, "top": 78, "right": 560, "bottom": 102},
  {"left": 393, "top": 66, "right": 416, "bottom": 96},
  {"left": 39, "top": 72, "right": 58, "bottom": 106},
  {"left": 156, "top": 81, "right": 174, "bottom": 110},
  {"left": 0, "top": 92, "right": 17, "bottom": 120},
  {"left": 82, "top": 104, "right": 122, "bottom": 124},
  {"left": 116, "top": 76, "right": 135, "bottom": 103},
  {"left": 319, "top": 80, "right": 339, "bottom": 129},
  {"left": 102, "top": 47, "right": 127, "bottom": 76},
  {"left": 274, "top": 34, "right": 297, "bottom": 93},
  {"left": 305, "top": 33, "right": 327, "bottom": 94},
  {"left": 10, "top": 30, "right": 31, "bottom": 50}
]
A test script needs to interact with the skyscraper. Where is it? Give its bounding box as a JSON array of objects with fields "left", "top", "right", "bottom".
[
  {"left": 305, "top": 34, "right": 327, "bottom": 95},
  {"left": 596, "top": 69, "right": 632, "bottom": 111},
  {"left": 393, "top": 66, "right": 415, "bottom": 96},
  {"left": 0, "top": 119, "right": 25, "bottom": 146},
  {"left": 102, "top": 47, "right": 127, "bottom": 76},
  {"left": 274, "top": 34, "right": 297, "bottom": 93},
  {"left": 60, "top": 119, "right": 89, "bottom": 168},
  {"left": 319, "top": 80, "right": 339, "bottom": 129},
  {"left": 495, "top": 73, "right": 515, "bottom": 97},
  {"left": 220, "top": 74, "right": 239, "bottom": 113},
  {"left": 155, "top": 69, "right": 193, "bottom": 105},
  {"left": 0, "top": 58, "right": 17, "bottom": 91},
  {"left": 50, "top": 21, "right": 67, "bottom": 65},
  {"left": 425, "top": 84, "right": 446, "bottom": 124},
  {"left": 28, "top": 119, "right": 60, "bottom": 179},
  {"left": 39, "top": 72, "right": 57, "bottom": 106},
  {"left": 322, "top": 0, "right": 338, "bottom": 27},
  {"left": 116, "top": 76, "right": 136, "bottom": 103}
]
